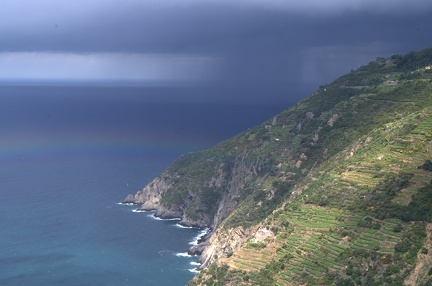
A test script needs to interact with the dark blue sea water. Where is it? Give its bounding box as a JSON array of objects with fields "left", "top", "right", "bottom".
[{"left": 0, "top": 85, "right": 289, "bottom": 285}]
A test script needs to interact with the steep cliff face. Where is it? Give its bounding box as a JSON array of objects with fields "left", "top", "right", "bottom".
[
  {"left": 210, "top": 155, "right": 264, "bottom": 228},
  {"left": 124, "top": 151, "right": 266, "bottom": 228},
  {"left": 133, "top": 173, "right": 171, "bottom": 207}
]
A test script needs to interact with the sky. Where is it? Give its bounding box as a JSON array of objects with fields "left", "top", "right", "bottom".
[{"left": 1, "top": 0, "right": 432, "bottom": 103}]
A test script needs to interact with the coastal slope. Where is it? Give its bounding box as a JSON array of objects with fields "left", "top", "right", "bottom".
[{"left": 125, "top": 48, "right": 432, "bottom": 285}]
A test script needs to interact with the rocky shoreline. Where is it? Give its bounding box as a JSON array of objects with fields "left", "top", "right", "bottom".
[{"left": 123, "top": 194, "right": 212, "bottom": 257}]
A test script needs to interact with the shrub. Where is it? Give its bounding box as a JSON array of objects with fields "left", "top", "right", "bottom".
[
  {"left": 357, "top": 216, "right": 381, "bottom": 229},
  {"left": 419, "top": 159, "right": 432, "bottom": 171},
  {"left": 395, "top": 238, "right": 410, "bottom": 253},
  {"left": 401, "top": 182, "right": 432, "bottom": 222},
  {"left": 393, "top": 224, "right": 403, "bottom": 233}
]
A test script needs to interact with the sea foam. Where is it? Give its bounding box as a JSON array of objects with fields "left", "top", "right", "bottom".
[
  {"left": 189, "top": 228, "right": 210, "bottom": 246},
  {"left": 188, "top": 267, "right": 201, "bottom": 273},
  {"left": 148, "top": 214, "right": 181, "bottom": 221},
  {"left": 176, "top": 252, "right": 191, "bottom": 257},
  {"left": 175, "top": 223, "right": 193, "bottom": 229},
  {"left": 117, "top": 202, "right": 137, "bottom": 206},
  {"left": 132, "top": 209, "right": 149, "bottom": 213}
]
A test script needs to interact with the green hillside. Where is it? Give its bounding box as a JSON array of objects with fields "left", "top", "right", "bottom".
[
  {"left": 189, "top": 49, "right": 432, "bottom": 285},
  {"left": 129, "top": 48, "right": 432, "bottom": 285}
]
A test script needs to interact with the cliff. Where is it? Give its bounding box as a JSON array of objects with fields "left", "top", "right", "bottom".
[
  {"left": 125, "top": 150, "right": 265, "bottom": 228},
  {"left": 126, "top": 48, "right": 432, "bottom": 285}
]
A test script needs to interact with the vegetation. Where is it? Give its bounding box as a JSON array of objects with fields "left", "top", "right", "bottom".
[
  {"left": 419, "top": 159, "right": 432, "bottom": 171},
  {"left": 392, "top": 48, "right": 432, "bottom": 71},
  {"left": 135, "top": 48, "right": 432, "bottom": 285}
]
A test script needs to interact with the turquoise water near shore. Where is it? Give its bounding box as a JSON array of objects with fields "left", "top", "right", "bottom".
[
  {"left": 0, "top": 152, "right": 202, "bottom": 285},
  {"left": 0, "top": 86, "right": 285, "bottom": 285}
]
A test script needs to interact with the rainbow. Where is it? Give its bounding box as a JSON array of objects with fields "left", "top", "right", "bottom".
[{"left": 0, "top": 132, "right": 207, "bottom": 164}]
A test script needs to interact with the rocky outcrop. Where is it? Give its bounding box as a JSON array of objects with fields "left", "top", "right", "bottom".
[
  {"left": 123, "top": 152, "right": 265, "bottom": 265},
  {"left": 197, "top": 226, "right": 254, "bottom": 269},
  {"left": 123, "top": 194, "right": 136, "bottom": 204},
  {"left": 211, "top": 156, "right": 262, "bottom": 228},
  {"left": 188, "top": 230, "right": 212, "bottom": 256},
  {"left": 189, "top": 242, "right": 208, "bottom": 256},
  {"left": 123, "top": 172, "right": 171, "bottom": 210},
  {"left": 124, "top": 153, "right": 263, "bottom": 229},
  {"left": 123, "top": 171, "right": 185, "bottom": 219},
  {"left": 327, "top": 113, "right": 341, "bottom": 127}
]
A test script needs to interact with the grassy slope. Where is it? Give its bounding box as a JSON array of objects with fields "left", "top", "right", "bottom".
[{"left": 189, "top": 49, "right": 432, "bottom": 285}]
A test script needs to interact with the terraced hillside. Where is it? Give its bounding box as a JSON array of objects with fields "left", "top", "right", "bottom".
[
  {"left": 186, "top": 49, "right": 432, "bottom": 285},
  {"left": 206, "top": 206, "right": 411, "bottom": 285},
  {"left": 125, "top": 48, "right": 432, "bottom": 285}
]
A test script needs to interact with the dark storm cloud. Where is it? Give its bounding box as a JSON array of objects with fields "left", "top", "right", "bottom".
[{"left": 1, "top": 1, "right": 432, "bottom": 102}]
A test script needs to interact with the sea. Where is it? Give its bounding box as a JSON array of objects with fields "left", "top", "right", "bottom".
[{"left": 0, "top": 85, "right": 292, "bottom": 286}]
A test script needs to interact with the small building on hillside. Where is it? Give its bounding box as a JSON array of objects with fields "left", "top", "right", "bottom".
[{"left": 385, "top": 80, "right": 397, "bottom": 86}]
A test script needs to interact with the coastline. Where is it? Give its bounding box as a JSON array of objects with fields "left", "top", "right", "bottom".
[{"left": 118, "top": 202, "right": 211, "bottom": 271}]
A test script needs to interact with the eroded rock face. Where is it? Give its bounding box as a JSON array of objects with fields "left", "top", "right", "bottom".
[
  {"left": 253, "top": 227, "right": 274, "bottom": 242},
  {"left": 180, "top": 214, "right": 211, "bottom": 228},
  {"left": 189, "top": 243, "right": 207, "bottom": 256},
  {"left": 188, "top": 231, "right": 212, "bottom": 256},
  {"left": 140, "top": 175, "right": 172, "bottom": 210},
  {"left": 212, "top": 157, "right": 261, "bottom": 228},
  {"left": 327, "top": 113, "right": 341, "bottom": 127},
  {"left": 197, "top": 226, "right": 254, "bottom": 268},
  {"left": 124, "top": 154, "right": 262, "bottom": 228},
  {"left": 305, "top": 111, "right": 315, "bottom": 120},
  {"left": 154, "top": 208, "right": 183, "bottom": 220},
  {"left": 123, "top": 173, "right": 172, "bottom": 209},
  {"left": 123, "top": 194, "right": 136, "bottom": 204},
  {"left": 123, "top": 154, "right": 263, "bottom": 266},
  {"left": 194, "top": 226, "right": 273, "bottom": 269}
]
